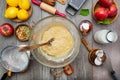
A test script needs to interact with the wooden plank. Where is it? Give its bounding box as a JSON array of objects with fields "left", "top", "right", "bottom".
[
  {"left": 92, "top": 0, "right": 120, "bottom": 80},
  {"left": 55, "top": 2, "right": 68, "bottom": 80},
  {"left": 37, "top": 2, "right": 52, "bottom": 80},
  {"left": 67, "top": 0, "right": 93, "bottom": 80},
  {"left": 0, "top": 0, "right": 120, "bottom": 79},
  {"left": 0, "top": 1, "right": 18, "bottom": 80},
  {"left": 28, "top": 60, "right": 42, "bottom": 80}
]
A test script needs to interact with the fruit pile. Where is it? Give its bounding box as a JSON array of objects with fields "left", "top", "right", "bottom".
[
  {"left": 94, "top": 0, "right": 118, "bottom": 21},
  {"left": 4, "top": 0, "right": 31, "bottom": 21}
]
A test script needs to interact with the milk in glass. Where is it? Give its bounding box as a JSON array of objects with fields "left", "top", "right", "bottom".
[{"left": 94, "top": 29, "right": 118, "bottom": 44}]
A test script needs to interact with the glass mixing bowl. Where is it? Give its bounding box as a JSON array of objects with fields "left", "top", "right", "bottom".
[{"left": 30, "top": 16, "right": 81, "bottom": 68}]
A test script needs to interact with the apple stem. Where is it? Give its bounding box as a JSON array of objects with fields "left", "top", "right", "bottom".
[{"left": 3, "top": 27, "right": 8, "bottom": 32}]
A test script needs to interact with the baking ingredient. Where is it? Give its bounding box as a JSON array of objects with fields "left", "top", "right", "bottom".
[
  {"left": 17, "top": 9, "right": 29, "bottom": 20},
  {"left": 79, "top": 20, "right": 92, "bottom": 36},
  {"left": 94, "top": 57, "right": 102, "bottom": 66},
  {"left": 15, "top": 25, "right": 31, "bottom": 41},
  {"left": 1, "top": 46, "right": 29, "bottom": 72},
  {"left": 19, "top": 0, "right": 30, "bottom": 10},
  {"left": 63, "top": 64, "right": 74, "bottom": 75},
  {"left": 6, "top": 0, "right": 19, "bottom": 7},
  {"left": 94, "top": 50, "right": 104, "bottom": 66},
  {"left": 40, "top": 25, "right": 74, "bottom": 58},
  {"left": 94, "top": 7, "right": 108, "bottom": 20},
  {"left": 0, "top": 23, "right": 14, "bottom": 37},
  {"left": 95, "top": 50, "right": 104, "bottom": 57},
  {"left": 108, "top": 4, "right": 117, "bottom": 17},
  {"left": 4, "top": 7, "right": 18, "bottom": 19},
  {"left": 94, "top": 29, "right": 118, "bottom": 44},
  {"left": 99, "top": 0, "right": 113, "bottom": 8}
]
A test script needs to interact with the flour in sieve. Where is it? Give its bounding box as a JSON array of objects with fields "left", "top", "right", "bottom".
[{"left": 1, "top": 46, "right": 29, "bottom": 71}]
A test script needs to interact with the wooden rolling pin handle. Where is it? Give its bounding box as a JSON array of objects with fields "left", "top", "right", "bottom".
[
  {"left": 40, "top": 2, "right": 66, "bottom": 18},
  {"left": 31, "top": 0, "right": 66, "bottom": 18},
  {"left": 40, "top": 2, "right": 57, "bottom": 14},
  {"left": 81, "top": 37, "right": 92, "bottom": 52}
]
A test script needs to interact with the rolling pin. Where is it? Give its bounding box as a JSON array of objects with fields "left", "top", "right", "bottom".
[{"left": 31, "top": 0, "right": 66, "bottom": 18}]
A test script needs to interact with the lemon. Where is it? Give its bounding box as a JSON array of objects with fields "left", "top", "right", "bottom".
[
  {"left": 6, "top": 0, "right": 19, "bottom": 7},
  {"left": 19, "top": 0, "right": 30, "bottom": 10},
  {"left": 17, "top": 9, "right": 29, "bottom": 20},
  {"left": 5, "top": 7, "right": 18, "bottom": 19}
]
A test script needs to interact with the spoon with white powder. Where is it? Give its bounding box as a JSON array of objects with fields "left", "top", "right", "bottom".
[{"left": 81, "top": 37, "right": 106, "bottom": 66}]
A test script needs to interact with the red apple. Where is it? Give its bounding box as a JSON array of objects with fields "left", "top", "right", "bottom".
[
  {"left": 0, "top": 23, "right": 14, "bottom": 37},
  {"left": 108, "top": 4, "right": 117, "bottom": 17},
  {"left": 94, "top": 7, "right": 108, "bottom": 20},
  {"left": 99, "top": 0, "right": 114, "bottom": 8}
]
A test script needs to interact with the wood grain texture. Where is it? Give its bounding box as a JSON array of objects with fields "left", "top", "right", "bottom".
[
  {"left": 92, "top": 0, "right": 120, "bottom": 80},
  {"left": 0, "top": 0, "right": 120, "bottom": 80}
]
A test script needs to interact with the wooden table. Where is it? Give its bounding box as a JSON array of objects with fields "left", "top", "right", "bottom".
[{"left": 0, "top": 0, "right": 120, "bottom": 80}]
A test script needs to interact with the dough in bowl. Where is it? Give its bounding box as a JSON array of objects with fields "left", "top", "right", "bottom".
[{"left": 39, "top": 23, "right": 74, "bottom": 59}]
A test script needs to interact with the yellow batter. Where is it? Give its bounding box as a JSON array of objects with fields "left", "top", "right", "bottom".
[{"left": 40, "top": 24, "right": 74, "bottom": 58}]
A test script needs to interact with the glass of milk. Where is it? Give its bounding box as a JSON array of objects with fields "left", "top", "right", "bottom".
[{"left": 94, "top": 29, "right": 118, "bottom": 44}]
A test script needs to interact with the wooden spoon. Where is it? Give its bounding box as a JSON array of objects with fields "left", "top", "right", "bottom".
[
  {"left": 19, "top": 38, "right": 54, "bottom": 52},
  {"left": 81, "top": 37, "right": 106, "bottom": 66},
  {"left": 81, "top": 37, "right": 98, "bottom": 65}
]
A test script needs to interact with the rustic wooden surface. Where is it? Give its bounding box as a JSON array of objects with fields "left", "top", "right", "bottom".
[{"left": 0, "top": 0, "right": 120, "bottom": 80}]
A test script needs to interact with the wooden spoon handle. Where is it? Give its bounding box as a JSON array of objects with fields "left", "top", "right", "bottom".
[
  {"left": 57, "top": 0, "right": 66, "bottom": 5},
  {"left": 28, "top": 42, "right": 48, "bottom": 49},
  {"left": 81, "top": 37, "right": 92, "bottom": 52},
  {"left": 19, "top": 38, "right": 54, "bottom": 52},
  {"left": 82, "top": 28, "right": 87, "bottom": 36},
  {"left": 19, "top": 42, "right": 48, "bottom": 52}
]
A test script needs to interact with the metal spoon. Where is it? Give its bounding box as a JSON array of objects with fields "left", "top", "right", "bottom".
[{"left": 19, "top": 38, "right": 54, "bottom": 52}]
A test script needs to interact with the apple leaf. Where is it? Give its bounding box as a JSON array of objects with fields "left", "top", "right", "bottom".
[
  {"left": 80, "top": 9, "right": 89, "bottom": 16},
  {"left": 97, "top": 19, "right": 110, "bottom": 25}
]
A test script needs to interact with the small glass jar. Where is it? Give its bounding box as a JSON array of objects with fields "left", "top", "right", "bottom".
[{"left": 94, "top": 29, "right": 118, "bottom": 44}]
